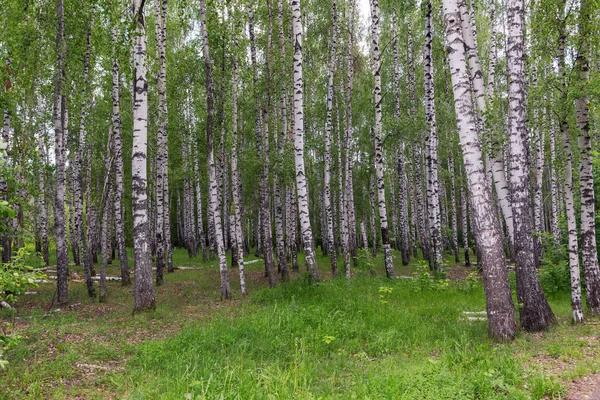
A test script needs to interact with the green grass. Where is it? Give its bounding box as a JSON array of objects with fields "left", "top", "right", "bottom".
[{"left": 2, "top": 247, "right": 600, "bottom": 399}]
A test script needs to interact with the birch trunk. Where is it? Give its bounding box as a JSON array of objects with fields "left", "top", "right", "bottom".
[
  {"left": 323, "top": 0, "right": 338, "bottom": 276},
  {"left": 37, "top": 106, "right": 50, "bottom": 267},
  {"left": 506, "top": 0, "right": 555, "bottom": 330},
  {"left": 369, "top": 0, "right": 395, "bottom": 277},
  {"left": 576, "top": 0, "right": 600, "bottom": 316},
  {"left": 132, "top": 0, "right": 155, "bottom": 311},
  {"left": 531, "top": 68, "right": 544, "bottom": 266},
  {"left": 369, "top": 175, "right": 377, "bottom": 257},
  {"left": 74, "top": 12, "right": 95, "bottom": 296},
  {"left": 274, "top": 0, "right": 288, "bottom": 280},
  {"left": 460, "top": 186, "right": 470, "bottom": 266},
  {"left": 443, "top": 0, "right": 516, "bottom": 340},
  {"left": 112, "top": 28, "right": 130, "bottom": 286},
  {"left": 201, "top": 0, "right": 231, "bottom": 299},
  {"left": 292, "top": 0, "right": 319, "bottom": 282},
  {"left": 424, "top": 0, "right": 442, "bottom": 271},
  {"left": 345, "top": 0, "right": 357, "bottom": 270},
  {"left": 54, "top": 0, "right": 69, "bottom": 305},
  {"left": 100, "top": 128, "right": 114, "bottom": 303},
  {"left": 154, "top": 0, "right": 170, "bottom": 283},
  {"left": 231, "top": 32, "right": 247, "bottom": 295},
  {"left": 458, "top": 0, "right": 514, "bottom": 250},
  {"left": 449, "top": 158, "right": 460, "bottom": 263},
  {"left": 194, "top": 157, "right": 207, "bottom": 261}
]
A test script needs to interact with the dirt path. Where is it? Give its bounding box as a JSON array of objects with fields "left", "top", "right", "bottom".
[{"left": 566, "top": 374, "right": 600, "bottom": 399}]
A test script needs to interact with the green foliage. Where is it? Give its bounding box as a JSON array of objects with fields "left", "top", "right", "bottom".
[
  {"left": 0, "top": 248, "right": 44, "bottom": 306},
  {"left": 538, "top": 261, "right": 572, "bottom": 294},
  {"left": 412, "top": 261, "right": 451, "bottom": 292}
]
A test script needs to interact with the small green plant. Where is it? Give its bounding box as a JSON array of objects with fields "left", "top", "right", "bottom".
[
  {"left": 378, "top": 286, "right": 393, "bottom": 304},
  {"left": 0, "top": 247, "right": 44, "bottom": 306},
  {"left": 412, "top": 262, "right": 451, "bottom": 291}
]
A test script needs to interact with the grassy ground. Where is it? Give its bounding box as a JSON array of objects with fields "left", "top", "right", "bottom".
[{"left": 1, "top": 247, "right": 599, "bottom": 399}]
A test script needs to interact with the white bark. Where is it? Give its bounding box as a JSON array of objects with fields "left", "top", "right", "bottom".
[
  {"left": 443, "top": 0, "right": 516, "bottom": 340},
  {"left": 200, "top": 0, "right": 231, "bottom": 299},
  {"left": 54, "top": 0, "right": 69, "bottom": 305},
  {"left": 369, "top": 0, "right": 395, "bottom": 278},
  {"left": 292, "top": 0, "right": 319, "bottom": 281},
  {"left": 424, "top": 0, "right": 442, "bottom": 271},
  {"left": 132, "top": 0, "right": 155, "bottom": 311}
]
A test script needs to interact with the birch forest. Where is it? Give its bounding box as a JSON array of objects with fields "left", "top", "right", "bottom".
[{"left": 2, "top": 0, "right": 600, "bottom": 397}]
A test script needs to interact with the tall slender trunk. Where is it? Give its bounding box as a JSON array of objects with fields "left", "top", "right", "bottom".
[
  {"left": 112, "top": 27, "right": 130, "bottom": 286},
  {"left": 274, "top": 0, "right": 288, "bottom": 280},
  {"left": 460, "top": 185, "right": 470, "bottom": 266},
  {"left": 231, "top": 31, "right": 247, "bottom": 295},
  {"left": 548, "top": 106, "right": 561, "bottom": 244},
  {"left": 54, "top": 0, "right": 69, "bottom": 305},
  {"left": 507, "top": 0, "right": 555, "bottom": 330},
  {"left": 459, "top": 0, "right": 514, "bottom": 250},
  {"left": 531, "top": 68, "right": 544, "bottom": 266},
  {"left": 345, "top": 0, "right": 357, "bottom": 270},
  {"left": 424, "top": 0, "right": 442, "bottom": 271},
  {"left": 37, "top": 107, "right": 49, "bottom": 266},
  {"left": 74, "top": 11, "right": 95, "bottom": 296},
  {"left": 443, "top": 0, "right": 516, "bottom": 341},
  {"left": 291, "top": 0, "right": 319, "bottom": 282},
  {"left": 155, "top": 0, "right": 171, "bottom": 283},
  {"left": 575, "top": 0, "right": 600, "bottom": 316},
  {"left": 369, "top": 175, "right": 377, "bottom": 257},
  {"left": 449, "top": 158, "right": 460, "bottom": 263},
  {"left": 132, "top": 0, "right": 155, "bottom": 311},
  {"left": 100, "top": 127, "right": 114, "bottom": 303},
  {"left": 249, "top": 8, "right": 275, "bottom": 287},
  {"left": 369, "top": 0, "right": 394, "bottom": 277},
  {"left": 336, "top": 94, "right": 351, "bottom": 278},
  {"left": 323, "top": 0, "right": 338, "bottom": 276},
  {"left": 201, "top": 0, "right": 231, "bottom": 299},
  {"left": 194, "top": 157, "right": 207, "bottom": 260}
]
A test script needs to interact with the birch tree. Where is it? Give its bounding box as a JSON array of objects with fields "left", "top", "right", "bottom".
[
  {"left": 443, "top": 0, "right": 516, "bottom": 340},
  {"left": 369, "top": 0, "right": 395, "bottom": 278},
  {"left": 201, "top": 0, "right": 231, "bottom": 299},
  {"left": 132, "top": 0, "right": 155, "bottom": 311},
  {"left": 506, "top": 0, "right": 555, "bottom": 330},
  {"left": 575, "top": 0, "right": 600, "bottom": 316},
  {"left": 292, "top": 0, "right": 319, "bottom": 282},
  {"left": 54, "top": 0, "right": 69, "bottom": 305}
]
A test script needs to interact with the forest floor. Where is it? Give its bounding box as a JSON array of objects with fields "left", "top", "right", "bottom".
[{"left": 1, "top": 248, "right": 600, "bottom": 399}]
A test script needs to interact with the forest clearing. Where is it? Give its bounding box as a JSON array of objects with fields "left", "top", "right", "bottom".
[
  {"left": 2, "top": 249, "right": 600, "bottom": 399},
  {"left": 2, "top": 0, "right": 600, "bottom": 397}
]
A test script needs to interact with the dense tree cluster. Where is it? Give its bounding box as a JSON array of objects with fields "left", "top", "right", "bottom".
[{"left": 1, "top": 0, "right": 599, "bottom": 340}]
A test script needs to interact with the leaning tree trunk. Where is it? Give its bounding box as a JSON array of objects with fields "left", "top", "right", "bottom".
[
  {"left": 54, "top": 0, "right": 69, "bottom": 305},
  {"left": 132, "top": 0, "right": 155, "bottom": 311},
  {"left": 74, "top": 12, "right": 95, "bottom": 296},
  {"left": 291, "top": 0, "right": 319, "bottom": 282},
  {"left": 201, "top": 0, "right": 231, "bottom": 299},
  {"left": 442, "top": 0, "right": 516, "bottom": 341},
  {"left": 369, "top": 0, "right": 395, "bottom": 278},
  {"left": 575, "top": 0, "right": 600, "bottom": 316},
  {"left": 100, "top": 128, "right": 114, "bottom": 303},
  {"left": 323, "top": 0, "right": 338, "bottom": 276},
  {"left": 424, "top": 0, "right": 442, "bottom": 272},
  {"left": 506, "top": 0, "right": 555, "bottom": 331},
  {"left": 458, "top": 0, "right": 514, "bottom": 251},
  {"left": 231, "top": 31, "right": 247, "bottom": 295},
  {"left": 112, "top": 27, "right": 130, "bottom": 286}
]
